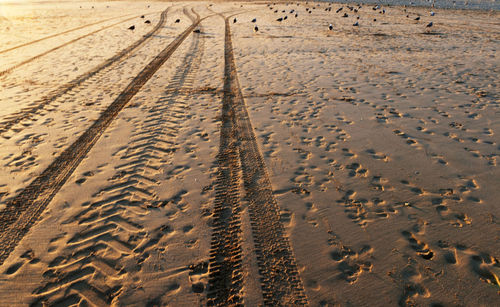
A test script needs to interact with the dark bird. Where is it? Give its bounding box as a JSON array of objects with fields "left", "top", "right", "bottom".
[
  {"left": 254, "top": 26, "right": 259, "bottom": 32},
  {"left": 193, "top": 29, "right": 201, "bottom": 33},
  {"left": 295, "top": 13, "right": 298, "bottom": 17},
  {"left": 373, "top": 18, "right": 377, "bottom": 21},
  {"left": 415, "top": 16, "right": 420, "bottom": 21},
  {"left": 175, "top": 19, "right": 180, "bottom": 23},
  {"left": 284, "top": 15, "right": 287, "bottom": 20},
  {"left": 128, "top": 25, "right": 135, "bottom": 30},
  {"left": 426, "top": 21, "right": 433, "bottom": 27},
  {"left": 353, "top": 21, "right": 359, "bottom": 26},
  {"left": 342, "top": 13, "right": 348, "bottom": 17},
  {"left": 145, "top": 20, "right": 151, "bottom": 24},
  {"left": 309, "top": 11, "right": 312, "bottom": 14},
  {"left": 290, "top": 9, "right": 294, "bottom": 13},
  {"left": 282, "top": 10, "right": 286, "bottom": 12},
  {"left": 233, "top": 18, "right": 237, "bottom": 23},
  {"left": 141, "top": 15, "right": 145, "bottom": 18},
  {"left": 336, "top": 7, "right": 343, "bottom": 13},
  {"left": 328, "top": 24, "right": 333, "bottom": 30},
  {"left": 274, "top": 10, "right": 278, "bottom": 13},
  {"left": 277, "top": 17, "right": 283, "bottom": 22},
  {"left": 252, "top": 18, "right": 257, "bottom": 23}
]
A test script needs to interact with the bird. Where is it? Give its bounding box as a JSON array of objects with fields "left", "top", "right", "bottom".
[
  {"left": 128, "top": 25, "right": 135, "bottom": 30},
  {"left": 426, "top": 21, "right": 433, "bottom": 27},
  {"left": 284, "top": 15, "right": 288, "bottom": 20},
  {"left": 295, "top": 13, "right": 298, "bottom": 17},
  {"left": 233, "top": 18, "right": 237, "bottom": 23},
  {"left": 254, "top": 26, "right": 259, "bottom": 32},
  {"left": 342, "top": 13, "right": 348, "bottom": 17},
  {"left": 252, "top": 18, "right": 257, "bottom": 22},
  {"left": 430, "top": 11, "right": 435, "bottom": 16},
  {"left": 336, "top": 7, "right": 343, "bottom": 13},
  {"left": 415, "top": 16, "right": 420, "bottom": 21},
  {"left": 141, "top": 15, "right": 145, "bottom": 18},
  {"left": 373, "top": 18, "right": 377, "bottom": 21},
  {"left": 328, "top": 24, "right": 333, "bottom": 30},
  {"left": 353, "top": 21, "right": 359, "bottom": 26},
  {"left": 145, "top": 20, "right": 151, "bottom": 24},
  {"left": 175, "top": 19, "right": 180, "bottom": 23},
  {"left": 193, "top": 29, "right": 201, "bottom": 33},
  {"left": 277, "top": 17, "right": 283, "bottom": 22}
]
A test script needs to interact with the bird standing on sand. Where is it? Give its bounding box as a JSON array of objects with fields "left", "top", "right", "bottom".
[
  {"left": 277, "top": 17, "right": 283, "bottom": 22},
  {"left": 426, "top": 21, "right": 433, "bottom": 27},
  {"left": 430, "top": 11, "right": 435, "bottom": 16},
  {"left": 336, "top": 7, "right": 343, "bottom": 13},
  {"left": 145, "top": 20, "right": 151, "bottom": 24},
  {"left": 252, "top": 18, "right": 257, "bottom": 22},
  {"left": 329, "top": 23, "right": 333, "bottom": 30},
  {"left": 254, "top": 26, "right": 259, "bottom": 32},
  {"left": 175, "top": 19, "right": 180, "bottom": 23},
  {"left": 128, "top": 25, "right": 135, "bottom": 30},
  {"left": 353, "top": 21, "right": 359, "bottom": 26},
  {"left": 342, "top": 13, "right": 348, "bottom": 17},
  {"left": 233, "top": 18, "right": 237, "bottom": 23},
  {"left": 415, "top": 16, "right": 420, "bottom": 21}
]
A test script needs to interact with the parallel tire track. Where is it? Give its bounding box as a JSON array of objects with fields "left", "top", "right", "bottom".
[
  {"left": 207, "top": 17, "right": 308, "bottom": 306},
  {"left": 0, "top": 13, "right": 135, "bottom": 55},
  {"left": 0, "top": 11, "right": 161, "bottom": 78},
  {"left": 31, "top": 24, "right": 205, "bottom": 306},
  {"left": 0, "top": 12, "right": 201, "bottom": 266},
  {"left": 0, "top": 8, "right": 169, "bottom": 137}
]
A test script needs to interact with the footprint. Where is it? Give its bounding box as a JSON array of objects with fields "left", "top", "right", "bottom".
[{"left": 402, "top": 231, "right": 434, "bottom": 260}]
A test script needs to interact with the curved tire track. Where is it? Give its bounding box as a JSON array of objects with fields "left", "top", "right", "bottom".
[
  {"left": 0, "top": 12, "right": 162, "bottom": 78},
  {"left": 0, "top": 8, "right": 170, "bottom": 137},
  {"left": 0, "top": 13, "right": 136, "bottom": 55},
  {"left": 0, "top": 11, "right": 201, "bottom": 266},
  {"left": 207, "top": 17, "right": 308, "bottom": 306}
]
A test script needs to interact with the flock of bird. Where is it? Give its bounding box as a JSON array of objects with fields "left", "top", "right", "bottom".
[
  {"left": 123, "top": 2, "right": 437, "bottom": 33},
  {"left": 232, "top": 2, "right": 436, "bottom": 33}
]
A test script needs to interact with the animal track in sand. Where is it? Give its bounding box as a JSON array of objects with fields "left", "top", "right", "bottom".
[
  {"left": 388, "top": 264, "right": 431, "bottom": 307},
  {"left": 437, "top": 240, "right": 500, "bottom": 288},
  {"left": 401, "top": 230, "right": 434, "bottom": 260},
  {"left": 365, "top": 148, "right": 390, "bottom": 162},
  {"left": 323, "top": 223, "right": 373, "bottom": 284}
]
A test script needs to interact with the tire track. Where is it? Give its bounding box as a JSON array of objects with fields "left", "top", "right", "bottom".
[
  {"left": 0, "top": 8, "right": 170, "bottom": 137},
  {"left": 0, "top": 11, "right": 161, "bottom": 78},
  {"left": 30, "top": 24, "right": 205, "bottom": 306},
  {"left": 207, "top": 17, "right": 308, "bottom": 306},
  {"left": 0, "top": 13, "right": 135, "bottom": 55},
  {"left": 0, "top": 11, "right": 201, "bottom": 266}
]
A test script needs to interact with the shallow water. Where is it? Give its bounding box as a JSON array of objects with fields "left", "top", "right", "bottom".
[{"left": 324, "top": 0, "right": 500, "bottom": 10}]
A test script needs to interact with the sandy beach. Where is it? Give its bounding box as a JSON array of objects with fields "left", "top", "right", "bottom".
[{"left": 0, "top": 0, "right": 499, "bottom": 306}]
